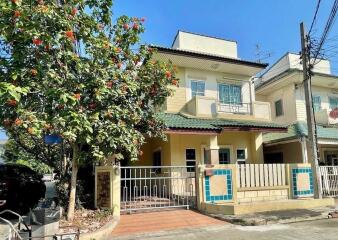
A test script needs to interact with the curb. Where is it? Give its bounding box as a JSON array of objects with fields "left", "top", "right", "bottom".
[
  {"left": 80, "top": 216, "right": 119, "bottom": 240},
  {"left": 209, "top": 211, "right": 331, "bottom": 226}
]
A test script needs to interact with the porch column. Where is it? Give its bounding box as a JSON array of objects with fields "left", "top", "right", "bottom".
[
  {"left": 300, "top": 137, "right": 308, "bottom": 163},
  {"left": 205, "top": 135, "right": 219, "bottom": 164}
]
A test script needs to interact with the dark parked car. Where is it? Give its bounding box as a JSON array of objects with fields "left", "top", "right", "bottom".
[{"left": 0, "top": 163, "right": 46, "bottom": 213}]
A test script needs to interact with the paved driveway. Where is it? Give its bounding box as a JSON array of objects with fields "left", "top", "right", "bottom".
[
  {"left": 111, "top": 209, "right": 225, "bottom": 237},
  {"left": 111, "top": 218, "right": 338, "bottom": 240}
]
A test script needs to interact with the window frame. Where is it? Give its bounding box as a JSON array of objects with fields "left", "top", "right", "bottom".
[
  {"left": 185, "top": 148, "right": 196, "bottom": 172},
  {"left": 329, "top": 96, "right": 338, "bottom": 110},
  {"left": 219, "top": 148, "right": 231, "bottom": 164},
  {"left": 274, "top": 99, "right": 284, "bottom": 117},
  {"left": 218, "top": 83, "right": 242, "bottom": 105},
  {"left": 312, "top": 95, "right": 322, "bottom": 112},
  {"left": 236, "top": 148, "right": 247, "bottom": 164},
  {"left": 191, "top": 80, "right": 206, "bottom": 97}
]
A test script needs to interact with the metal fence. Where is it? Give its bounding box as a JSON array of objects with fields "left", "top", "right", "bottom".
[
  {"left": 217, "top": 102, "right": 252, "bottom": 115},
  {"left": 120, "top": 166, "right": 196, "bottom": 213},
  {"left": 319, "top": 166, "right": 338, "bottom": 197}
]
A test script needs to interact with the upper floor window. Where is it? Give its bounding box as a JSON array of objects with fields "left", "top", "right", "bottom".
[
  {"left": 275, "top": 99, "right": 284, "bottom": 117},
  {"left": 312, "top": 96, "right": 321, "bottom": 112},
  {"left": 191, "top": 80, "right": 205, "bottom": 97},
  {"left": 329, "top": 97, "right": 338, "bottom": 110},
  {"left": 218, "top": 83, "right": 241, "bottom": 104}
]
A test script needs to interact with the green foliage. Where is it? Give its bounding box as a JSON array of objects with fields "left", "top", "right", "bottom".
[
  {"left": 0, "top": 0, "right": 178, "bottom": 216},
  {"left": 2, "top": 137, "right": 54, "bottom": 174},
  {"left": 0, "top": 0, "right": 177, "bottom": 163}
]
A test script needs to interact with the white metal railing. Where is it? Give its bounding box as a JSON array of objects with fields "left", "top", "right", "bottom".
[
  {"left": 0, "top": 217, "right": 22, "bottom": 240},
  {"left": 217, "top": 102, "right": 252, "bottom": 115},
  {"left": 237, "top": 164, "right": 287, "bottom": 188},
  {"left": 319, "top": 166, "right": 338, "bottom": 197},
  {"left": 120, "top": 166, "right": 196, "bottom": 213}
]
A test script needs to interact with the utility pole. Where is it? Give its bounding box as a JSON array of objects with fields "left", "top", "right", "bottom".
[{"left": 300, "top": 22, "right": 322, "bottom": 199}]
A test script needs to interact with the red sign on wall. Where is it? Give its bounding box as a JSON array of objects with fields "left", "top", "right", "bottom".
[{"left": 329, "top": 108, "right": 338, "bottom": 119}]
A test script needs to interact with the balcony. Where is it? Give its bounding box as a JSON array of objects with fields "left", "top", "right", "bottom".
[
  {"left": 184, "top": 96, "right": 271, "bottom": 121},
  {"left": 315, "top": 109, "right": 338, "bottom": 125}
]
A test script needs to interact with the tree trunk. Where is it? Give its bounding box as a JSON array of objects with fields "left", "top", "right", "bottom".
[{"left": 67, "top": 144, "right": 79, "bottom": 221}]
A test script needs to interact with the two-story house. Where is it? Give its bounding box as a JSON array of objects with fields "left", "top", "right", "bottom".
[
  {"left": 256, "top": 52, "right": 338, "bottom": 166},
  {"left": 137, "top": 31, "right": 286, "bottom": 168},
  {"left": 98, "top": 33, "right": 332, "bottom": 216}
]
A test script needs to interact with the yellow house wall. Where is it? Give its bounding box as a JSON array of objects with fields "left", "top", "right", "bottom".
[
  {"left": 263, "top": 84, "right": 298, "bottom": 125},
  {"left": 264, "top": 142, "right": 303, "bottom": 163},
  {"left": 169, "top": 134, "right": 211, "bottom": 165},
  {"left": 166, "top": 67, "right": 187, "bottom": 112},
  {"left": 295, "top": 85, "right": 338, "bottom": 122},
  {"left": 218, "top": 131, "right": 263, "bottom": 164},
  {"left": 138, "top": 131, "right": 264, "bottom": 166},
  {"left": 137, "top": 136, "right": 171, "bottom": 166}
]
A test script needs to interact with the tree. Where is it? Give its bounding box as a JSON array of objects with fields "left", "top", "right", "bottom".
[
  {"left": 0, "top": 0, "right": 177, "bottom": 220},
  {"left": 2, "top": 136, "right": 53, "bottom": 175}
]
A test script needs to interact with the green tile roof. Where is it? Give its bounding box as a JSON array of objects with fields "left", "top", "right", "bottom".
[
  {"left": 158, "top": 113, "right": 287, "bottom": 132},
  {"left": 263, "top": 121, "right": 338, "bottom": 143}
]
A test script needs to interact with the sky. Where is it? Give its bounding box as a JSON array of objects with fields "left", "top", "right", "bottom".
[
  {"left": 113, "top": 0, "right": 338, "bottom": 67},
  {"left": 0, "top": 0, "right": 337, "bottom": 141}
]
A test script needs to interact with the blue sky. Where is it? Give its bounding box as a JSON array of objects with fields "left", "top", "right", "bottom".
[
  {"left": 114, "top": 0, "right": 338, "bottom": 68},
  {"left": 0, "top": 1, "right": 336, "bottom": 141}
]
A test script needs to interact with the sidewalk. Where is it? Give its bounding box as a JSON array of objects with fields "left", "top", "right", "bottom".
[{"left": 210, "top": 206, "right": 338, "bottom": 226}]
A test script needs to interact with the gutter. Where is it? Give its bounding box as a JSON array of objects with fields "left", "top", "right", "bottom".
[{"left": 152, "top": 45, "right": 268, "bottom": 69}]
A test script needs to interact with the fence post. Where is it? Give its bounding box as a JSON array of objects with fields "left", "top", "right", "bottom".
[
  {"left": 95, "top": 165, "right": 121, "bottom": 218},
  {"left": 285, "top": 164, "right": 292, "bottom": 199},
  {"left": 195, "top": 164, "right": 205, "bottom": 211},
  {"left": 112, "top": 165, "right": 121, "bottom": 218}
]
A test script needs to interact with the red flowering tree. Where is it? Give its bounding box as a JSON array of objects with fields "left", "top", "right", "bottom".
[{"left": 0, "top": 0, "right": 177, "bottom": 220}]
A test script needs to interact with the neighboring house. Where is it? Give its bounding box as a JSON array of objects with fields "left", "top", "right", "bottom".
[
  {"left": 137, "top": 31, "right": 286, "bottom": 168},
  {"left": 256, "top": 52, "right": 338, "bottom": 165}
]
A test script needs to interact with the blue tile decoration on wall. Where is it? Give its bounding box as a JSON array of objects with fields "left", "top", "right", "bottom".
[
  {"left": 205, "top": 169, "right": 233, "bottom": 202},
  {"left": 292, "top": 167, "right": 314, "bottom": 197}
]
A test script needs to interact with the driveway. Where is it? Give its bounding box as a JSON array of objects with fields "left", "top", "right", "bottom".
[
  {"left": 111, "top": 218, "right": 338, "bottom": 240},
  {"left": 111, "top": 209, "right": 225, "bottom": 237}
]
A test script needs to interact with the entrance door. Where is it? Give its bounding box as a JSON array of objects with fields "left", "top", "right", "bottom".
[
  {"left": 219, "top": 148, "right": 230, "bottom": 164},
  {"left": 325, "top": 151, "right": 338, "bottom": 166}
]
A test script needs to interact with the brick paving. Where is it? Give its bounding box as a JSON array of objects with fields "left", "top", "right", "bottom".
[{"left": 111, "top": 209, "right": 226, "bottom": 236}]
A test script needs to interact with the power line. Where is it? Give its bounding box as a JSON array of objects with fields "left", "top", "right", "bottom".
[
  {"left": 309, "top": 0, "right": 322, "bottom": 36},
  {"left": 312, "top": 0, "right": 338, "bottom": 63}
]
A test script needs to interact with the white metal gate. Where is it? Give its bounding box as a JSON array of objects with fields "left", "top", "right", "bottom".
[
  {"left": 319, "top": 166, "right": 338, "bottom": 197},
  {"left": 120, "top": 166, "right": 196, "bottom": 213}
]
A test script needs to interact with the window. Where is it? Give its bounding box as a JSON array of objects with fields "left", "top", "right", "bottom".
[
  {"left": 324, "top": 151, "right": 338, "bottom": 166},
  {"left": 218, "top": 84, "right": 241, "bottom": 104},
  {"left": 219, "top": 148, "right": 231, "bottom": 164},
  {"left": 312, "top": 96, "right": 321, "bottom": 112},
  {"left": 185, "top": 149, "right": 196, "bottom": 172},
  {"left": 236, "top": 148, "right": 247, "bottom": 164},
  {"left": 329, "top": 97, "right": 338, "bottom": 110},
  {"left": 191, "top": 80, "right": 205, "bottom": 97},
  {"left": 153, "top": 150, "right": 161, "bottom": 173},
  {"left": 275, "top": 99, "right": 284, "bottom": 117}
]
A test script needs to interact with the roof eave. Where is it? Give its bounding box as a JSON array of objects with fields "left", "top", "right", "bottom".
[{"left": 152, "top": 45, "right": 268, "bottom": 69}]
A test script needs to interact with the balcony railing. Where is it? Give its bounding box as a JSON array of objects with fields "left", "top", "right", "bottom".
[
  {"left": 184, "top": 96, "right": 271, "bottom": 120},
  {"left": 217, "top": 102, "right": 252, "bottom": 115}
]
